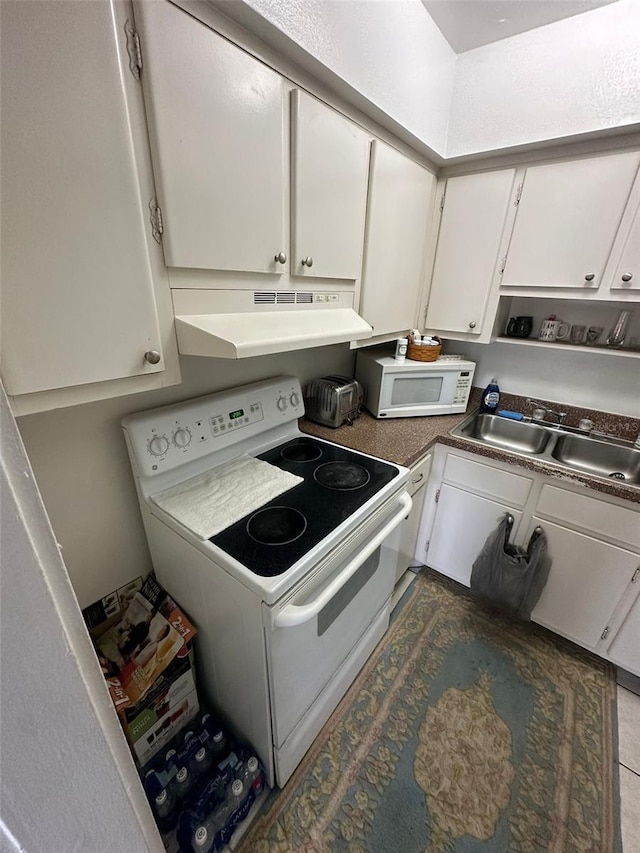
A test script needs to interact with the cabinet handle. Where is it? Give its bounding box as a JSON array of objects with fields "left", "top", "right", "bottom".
[
  {"left": 468, "top": 321, "right": 477, "bottom": 329},
  {"left": 301, "top": 256, "right": 314, "bottom": 268},
  {"left": 144, "top": 350, "right": 161, "bottom": 365},
  {"left": 274, "top": 252, "right": 287, "bottom": 264},
  {"left": 412, "top": 473, "right": 424, "bottom": 486},
  {"left": 584, "top": 273, "right": 595, "bottom": 282},
  {"left": 621, "top": 272, "right": 633, "bottom": 282}
]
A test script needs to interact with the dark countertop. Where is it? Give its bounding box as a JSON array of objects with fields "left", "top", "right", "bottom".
[{"left": 299, "top": 394, "right": 640, "bottom": 505}]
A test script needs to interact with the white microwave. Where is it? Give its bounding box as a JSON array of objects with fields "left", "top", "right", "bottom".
[{"left": 355, "top": 348, "right": 476, "bottom": 418}]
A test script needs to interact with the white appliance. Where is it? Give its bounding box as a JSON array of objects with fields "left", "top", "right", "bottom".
[
  {"left": 355, "top": 348, "right": 476, "bottom": 418},
  {"left": 122, "top": 376, "right": 410, "bottom": 787}
]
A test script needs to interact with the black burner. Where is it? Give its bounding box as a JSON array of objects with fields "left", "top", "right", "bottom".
[
  {"left": 247, "top": 506, "right": 307, "bottom": 545},
  {"left": 281, "top": 442, "right": 323, "bottom": 463},
  {"left": 314, "top": 461, "right": 371, "bottom": 491}
]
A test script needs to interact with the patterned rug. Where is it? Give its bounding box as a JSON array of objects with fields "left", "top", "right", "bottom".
[{"left": 237, "top": 569, "right": 620, "bottom": 853}]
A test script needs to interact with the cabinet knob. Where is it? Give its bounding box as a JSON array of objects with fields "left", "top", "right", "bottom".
[
  {"left": 301, "top": 256, "right": 314, "bottom": 268},
  {"left": 468, "top": 321, "right": 477, "bottom": 329},
  {"left": 584, "top": 273, "right": 595, "bottom": 282},
  {"left": 621, "top": 272, "right": 633, "bottom": 282},
  {"left": 144, "top": 350, "right": 161, "bottom": 365},
  {"left": 274, "top": 251, "right": 287, "bottom": 264}
]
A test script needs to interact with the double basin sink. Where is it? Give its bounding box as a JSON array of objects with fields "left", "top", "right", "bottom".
[{"left": 451, "top": 412, "right": 640, "bottom": 486}]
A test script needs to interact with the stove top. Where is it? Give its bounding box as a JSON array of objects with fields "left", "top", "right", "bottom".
[{"left": 210, "top": 437, "right": 401, "bottom": 577}]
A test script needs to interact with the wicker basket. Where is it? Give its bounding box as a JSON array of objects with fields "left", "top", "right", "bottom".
[{"left": 407, "top": 336, "right": 442, "bottom": 362}]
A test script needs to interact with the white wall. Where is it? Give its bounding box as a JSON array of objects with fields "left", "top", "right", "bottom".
[
  {"left": 455, "top": 340, "right": 640, "bottom": 419},
  {"left": 0, "top": 387, "right": 161, "bottom": 853},
  {"left": 16, "top": 345, "right": 355, "bottom": 608},
  {"left": 447, "top": 0, "right": 640, "bottom": 157},
  {"left": 227, "top": 0, "right": 456, "bottom": 155}
]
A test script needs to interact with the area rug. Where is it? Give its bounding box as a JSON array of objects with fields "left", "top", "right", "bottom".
[{"left": 237, "top": 569, "right": 620, "bottom": 853}]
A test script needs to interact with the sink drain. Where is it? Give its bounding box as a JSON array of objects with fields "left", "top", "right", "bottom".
[{"left": 609, "top": 472, "right": 626, "bottom": 480}]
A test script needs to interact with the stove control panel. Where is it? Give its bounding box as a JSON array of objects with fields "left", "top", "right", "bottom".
[{"left": 123, "top": 376, "right": 305, "bottom": 478}]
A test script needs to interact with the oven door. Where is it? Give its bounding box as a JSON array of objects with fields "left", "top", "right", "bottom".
[{"left": 263, "top": 491, "right": 411, "bottom": 781}]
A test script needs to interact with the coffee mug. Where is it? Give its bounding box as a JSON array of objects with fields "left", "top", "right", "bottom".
[
  {"left": 538, "top": 319, "right": 569, "bottom": 342},
  {"left": 586, "top": 326, "right": 604, "bottom": 346},
  {"left": 570, "top": 324, "right": 586, "bottom": 344},
  {"left": 506, "top": 316, "right": 533, "bottom": 338}
]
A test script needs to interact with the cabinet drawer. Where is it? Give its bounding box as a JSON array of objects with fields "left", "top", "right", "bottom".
[
  {"left": 535, "top": 484, "right": 640, "bottom": 550},
  {"left": 442, "top": 453, "right": 533, "bottom": 507}
]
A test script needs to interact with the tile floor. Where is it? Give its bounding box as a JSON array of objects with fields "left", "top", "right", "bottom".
[{"left": 618, "top": 684, "right": 640, "bottom": 852}]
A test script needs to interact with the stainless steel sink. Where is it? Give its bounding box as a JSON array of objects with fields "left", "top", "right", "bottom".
[
  {"left": 458, "top": 413, "right": 552, "bottom": 454},
  {"left": 551, "top": 434, "right": 640, "bottom": 484},
  {"left": 451, "top": 411, "right": 640, "bottom": 488}
]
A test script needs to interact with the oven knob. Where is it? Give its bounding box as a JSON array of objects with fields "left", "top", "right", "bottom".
[
  {"left": 148, "top": 435, "right": 169, "bottom": 456},
  {"left": 289, "top": 391, "right": 301, "bottom": 408},
  {"left": 276, "top": 395, "right": 288, "bottom": 412},
  {"left": 173, "top": 427, "right": 192, "bottom": 448}
]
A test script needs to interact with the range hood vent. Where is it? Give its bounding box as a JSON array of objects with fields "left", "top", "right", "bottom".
[{"left": 172, "top": 289, "right": 373, "bottom": 360}]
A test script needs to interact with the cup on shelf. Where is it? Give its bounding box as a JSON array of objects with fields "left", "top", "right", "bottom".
[
  {"left": 585, "top": 326, "right": 604, "bottom": 346},
  {"left": 606, "top": 309, "right": 632, "bottom": 348},
  {"left": 569, "top": 324, "right": 586, "bottom": 344},
  {"left": 506, "top": 316, "right": 533, "bottom": 338},
  {"left": 538, "top": 319, "right": 569, "bottom": 342}
]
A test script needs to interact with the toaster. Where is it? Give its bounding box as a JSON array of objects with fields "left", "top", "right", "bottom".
[{"left": 304, "top": 375, "right": 364, "bottom": 428}]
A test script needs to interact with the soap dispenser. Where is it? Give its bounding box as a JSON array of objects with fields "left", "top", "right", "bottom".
[{"left": 480, "top": 378, "right": 500, "bottom": 414}]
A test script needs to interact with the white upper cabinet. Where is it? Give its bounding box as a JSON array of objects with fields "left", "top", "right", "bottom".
[
  {"left": 606, "top": 168, "right": 640, "bottom": 293},
  {"left": 291, "top": 90, "right": 370, "bottom": 280},
  {"left": 134, "top": 0, "right": 286, "bottom": 274},
  {"left": 425, "top": 169, "right": 517, "bottom": 336},
  {"left": 1, "top": 0, "right": 177, "bottom": 406},
  {"left": 359, "top": 141, "right": 436, "bottom": 336},
  {"left": 501, "top": 151, "right": 640, "bottom": 290}
]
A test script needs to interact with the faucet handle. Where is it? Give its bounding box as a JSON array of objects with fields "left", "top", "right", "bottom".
[{"left": 532, "top": 408, "right": 546, "bottom": 421}]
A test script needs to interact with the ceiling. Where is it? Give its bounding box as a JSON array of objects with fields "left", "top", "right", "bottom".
[{"left": 421, "top": 0, "right": 621, "bottom": 53}]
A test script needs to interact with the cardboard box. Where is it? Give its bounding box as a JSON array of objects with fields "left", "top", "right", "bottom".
[
  {"left": 86, "top": 575, "right": 197, "bottom": 707},
  {"left": 119, "top": 649, "right": 200, "bottom": 767}
]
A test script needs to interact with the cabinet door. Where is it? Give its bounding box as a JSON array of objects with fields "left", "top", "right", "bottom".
[
  {"left": 426, "top": 170, "right": 516, "bottom": 335},
  {"left": 134, "top": 1, "right": 286, "bottom": 273},
  {"left": 426, "top": 484, "right": 522, "bottom": 587},
  {"left": 607, "top": 592, "right": 640, "bottom": 676},
  {"left": 360, "top": 141, "right": 436, "bottom": 335},
  {"left": 529, "top": 517, "right": 639, "bottom": 650},
  {"left": 609, "top": 194, "right": 640, "bottom": 293},
  {"left": 291, "top": 90, "right": 370, "bottom": 280},
  {"left": 395, "top": 454, "right": 433, "bottom": 582},
  {"left": 1, "top": 0, "right": 164, "bottom": 395},
  {"left": 501, "top": 152, "right": 640, "bottom": 290}
]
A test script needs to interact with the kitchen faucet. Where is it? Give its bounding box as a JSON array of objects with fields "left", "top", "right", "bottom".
[{"left": 526, "top": 398, "right": 567, "bottom": 425}]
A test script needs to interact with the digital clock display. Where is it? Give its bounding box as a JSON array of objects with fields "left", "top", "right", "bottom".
[{"left": 229, "top": 409, "right": 244, "bottom": 420}]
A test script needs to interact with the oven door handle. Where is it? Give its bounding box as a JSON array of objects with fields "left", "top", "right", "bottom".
[{"left": 273, "top": 492, "right": 412, "bottom": 629}]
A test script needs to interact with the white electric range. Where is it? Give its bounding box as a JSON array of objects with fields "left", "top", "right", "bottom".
[{"left": 122, "top": 375, "right": 410, "bottom": 786}]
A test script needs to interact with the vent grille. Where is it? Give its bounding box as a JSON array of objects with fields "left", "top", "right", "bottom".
[
  {"left": 296, "top": 292, "right": 313, "bottom": 304},
  {"left": 276, "top": 292, "right": 295, "bottom": 304},
  {"left": 254, "top": 291, "right": 276, "bottom": 304}
]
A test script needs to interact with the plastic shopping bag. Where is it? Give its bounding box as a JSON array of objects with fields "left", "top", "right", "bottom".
[{"left": 470, "top": 513, "right": 551, "bottom": 621}]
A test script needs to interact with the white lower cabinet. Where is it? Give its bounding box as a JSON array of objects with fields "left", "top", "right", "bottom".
[
  {"left": 426, "top": 485, "right": 523, "bottom": 587},
  {"left": 607, "top": 593, "right": 640, "bottom": 676},
  {"left": 527, "top": 517, "right": 639, "bottom": 651},
  {"left": 421, "top": 445, "right": 640, "bottom": 668},
  {"left": 395, "top": 453, "right": 432, "bottom": 583}
]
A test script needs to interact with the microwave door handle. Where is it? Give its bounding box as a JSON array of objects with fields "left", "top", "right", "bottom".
[{"left": 273, "top": 492, "right": 412, "bottom": 629}]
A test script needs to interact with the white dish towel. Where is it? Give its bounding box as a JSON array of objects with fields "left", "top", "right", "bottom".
[{"left": 150, "top": 454, "right": 304, "bottom": 540}]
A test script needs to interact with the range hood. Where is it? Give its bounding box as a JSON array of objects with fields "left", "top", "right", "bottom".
[{"left": 172, "top": 289, "right": 373, "bottom": 359}]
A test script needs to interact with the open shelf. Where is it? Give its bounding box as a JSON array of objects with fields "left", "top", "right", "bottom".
[{"left": 494, "top": 336, "right": 640, "bottom": 359}]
